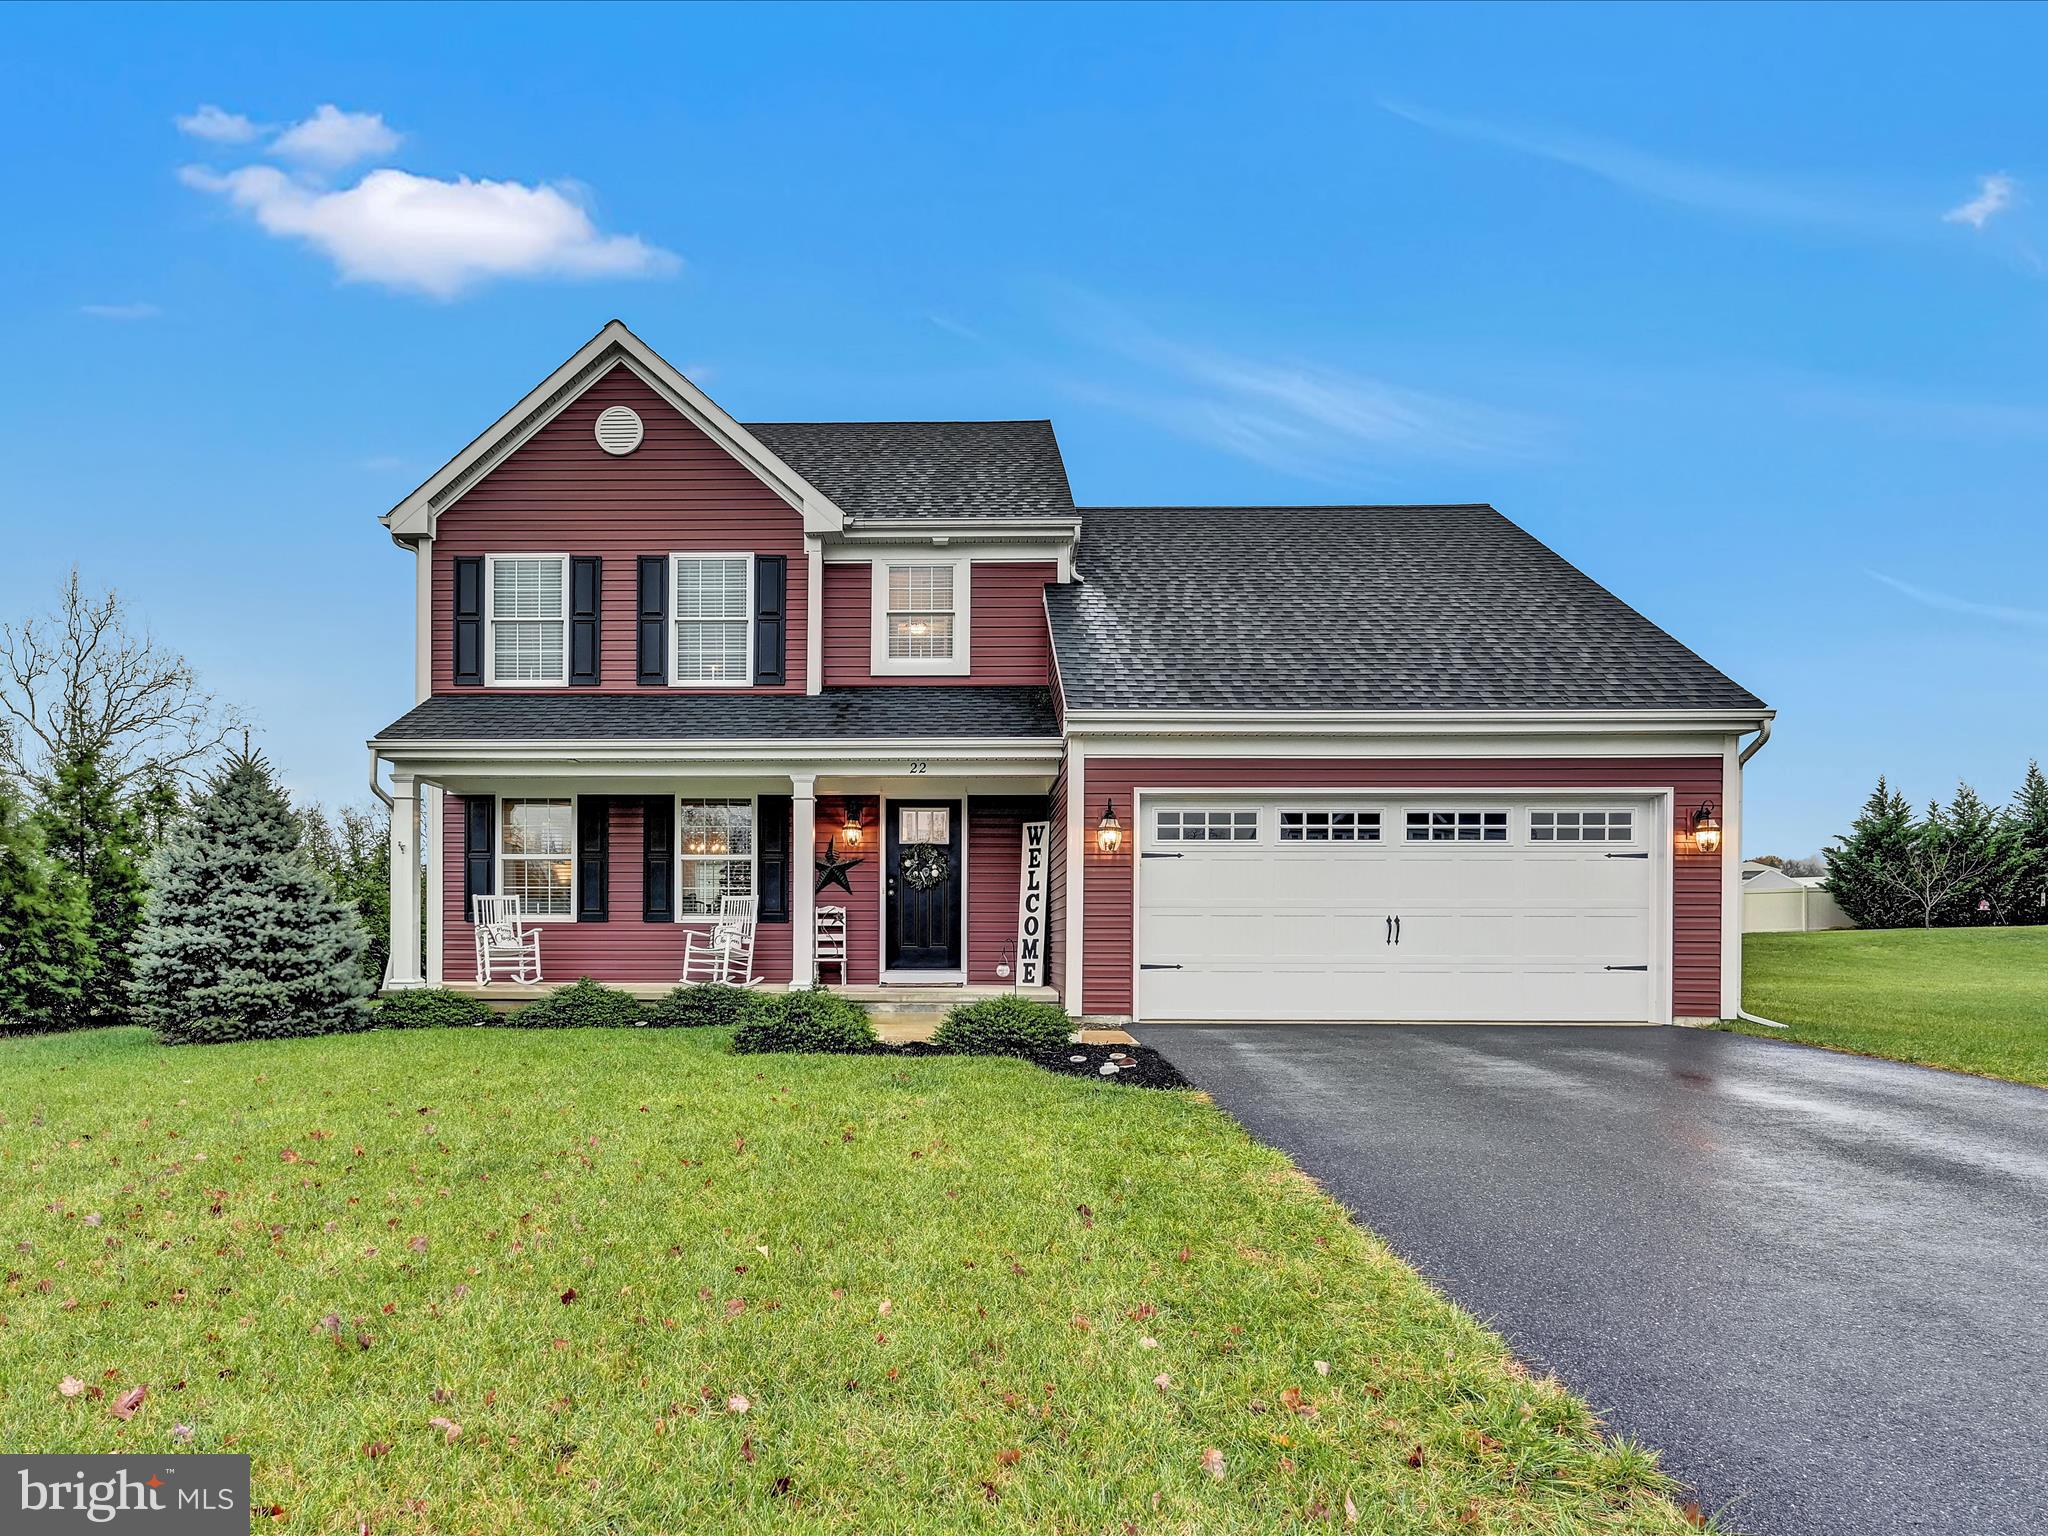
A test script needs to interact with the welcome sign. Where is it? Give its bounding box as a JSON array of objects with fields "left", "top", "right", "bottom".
[{"left": 1015, "top": 821, "right": 1049, "bottom": 986}]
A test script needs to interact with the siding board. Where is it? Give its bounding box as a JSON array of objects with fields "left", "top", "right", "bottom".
[{"left": 821, "top": 561, "right": 1055, "bottom": 686}]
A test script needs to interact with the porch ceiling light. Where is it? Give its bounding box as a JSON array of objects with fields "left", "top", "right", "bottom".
[
  {"left": 1690, "top": 801, "right": 1722, "bottom": 856},
  {"left": 1096, "top": 797, "right": 1123, "bottom": 855}
]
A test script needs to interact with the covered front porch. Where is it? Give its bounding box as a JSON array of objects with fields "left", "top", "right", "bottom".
[{"left": 374, "top": 738, "right": 1065, "bottom": 1008}]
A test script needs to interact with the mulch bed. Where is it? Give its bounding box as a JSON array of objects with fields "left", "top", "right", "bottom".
[{"left": 876, "top": 1040, "right": 1191, "bottom": 1089}]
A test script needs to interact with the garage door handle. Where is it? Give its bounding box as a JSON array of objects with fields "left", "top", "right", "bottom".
[
  {"left": 1142, "top": 851, "right": 1184, "bottom": 859},
  {"left": 1140, "top": 963, "right": 1183, "bottom": 971},
  {"left": 1393, "top": 915, "right": 1401, "bottom": 945},
  {"left": 1384, "top": 915, "right": 1392, "bottom": 945},
  {"left": 1605, "top": 964, "right": 1648, "bottom": 971},
  {"left": 1605, "top": 851, "right": 1649, "bottom": 859}
]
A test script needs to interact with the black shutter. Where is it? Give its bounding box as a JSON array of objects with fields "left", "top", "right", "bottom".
[
  {"left": 462, "top": 794, "right": 495, "bottom": 920},
  {"left": 637, "top": 556, "right": 667, "bottom": 686},
  {"left": 758, "top": 794, "right": 791, "bottom": 923},
  {"left": 569, "top": 557, "right": 602, "bottom": 686},
  {"left": 642, "top": 795, "right": 674, "bottom": 922},
  {"left": 576, "top": 795, "right": 609, "bottom": 921},
  {"left": 753, "top": 555, "right": 787, "bottom": 687},
  {"left": 452, "top": 556, "right": 484, "bottom": 687}
]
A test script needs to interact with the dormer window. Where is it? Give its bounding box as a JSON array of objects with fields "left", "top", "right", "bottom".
[
  {"left": 485, "top": 555, "right": 569, "bottom": 686},
  {"left": 870, "top": 557, "right": 970, "bottom": 675}
]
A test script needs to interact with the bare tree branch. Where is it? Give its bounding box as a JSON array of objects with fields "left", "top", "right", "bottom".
[{"left": 0, "top": 568, "right": 246, "bottom": 794}]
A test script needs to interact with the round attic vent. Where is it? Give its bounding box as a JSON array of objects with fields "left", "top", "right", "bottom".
[{"left": 594, "top": 405, "right": 644, "bottom": 456}]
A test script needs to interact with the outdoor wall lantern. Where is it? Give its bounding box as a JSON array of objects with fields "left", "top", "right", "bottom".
[
  {"left": 1690, "top": 800, "right": 1723, "bottom": 856},
  {"left": 1096, "top": 798, "right": 1124, "bottom": 855},
  {"left": 840, "top": 800, "right": 864, "bottom": 848}
]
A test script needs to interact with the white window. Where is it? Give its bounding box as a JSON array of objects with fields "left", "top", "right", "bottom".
[
  {"left": 1531, "top": 809, "right": 1635, "bottom": 843},
  {"left": 1155, "top": 808, "right": 1259, "bottom": 843},
  {"left": 678, "top": 799, "right": 754, "bottom": 917},
  {"left": 870, "top": 558, "right": 970, "bottom": 675},
  {"left": 1405, "top": 809, "right": 1508, "bottom": 843},
  {"left": 1279, "top": 809, "right": 1381, "bottom": 842},
  {"left": 672, "top": 554, "right": 752, "bottom": 686},
  {"left": 898, "top": 806, "right": 950, "bottom": 844},
  {"left": 486, "top": 555, "right": 568, "bottom": 685},
  {"left": 500, "top": 798, "right": 574, "bottom": 918}
]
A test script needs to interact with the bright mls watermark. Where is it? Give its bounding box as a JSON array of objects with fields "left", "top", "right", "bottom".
[{"left": 4, "top": 1456, "right": 248, "bottom": 1534}]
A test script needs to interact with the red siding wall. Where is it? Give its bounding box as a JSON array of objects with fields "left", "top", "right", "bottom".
[
  {"left": 820, "top": 561, "right": 1056, "bottom": 686},
  {"left": 1077, "top": 757, "right": 1726, "bottom": 1019},
  {"left": 966, "top": 798, "right": 1043, "bottom": 984},
  {"left": 812, "top": 796, "right": 881, "bottom": 985},
  {"left": 442, "top": 796, "right": 792, "bottom": 984},
  {"left": 431, "top": 369, "right": 808, "bottom": 694}
]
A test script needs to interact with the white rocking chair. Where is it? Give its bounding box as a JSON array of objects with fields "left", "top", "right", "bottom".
[
  {"left": 814, "top": 904, "right": 848, "bottom": 985},
  {"left": 473, "top": 894, "right": 542, "bottom": 985},
  {"left": 681, "top": 895, "right": 759, "bottom": 986}
]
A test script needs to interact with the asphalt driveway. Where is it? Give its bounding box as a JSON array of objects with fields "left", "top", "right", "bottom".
[{"left": 1140, "top": 1024, "right": 2048, "bottom": 1536}]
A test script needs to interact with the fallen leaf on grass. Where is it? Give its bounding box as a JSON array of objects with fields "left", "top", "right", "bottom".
[
  {"left": 1278, "top": 1386, "right": 1317, "bottom": 1418},
  {"left": 560, "top": 1289, "right": 578, "bottom": 1305},
  {"left": 111, "top": 1385, "right": 147, "bottom": 1420},
  {"left": 428, "top": 1417, "right": 461, "bottom": 1444},
  {"left": 740, "top": 1434, "right": 755, "bottom": 1464},
  {"left": 1682, "top": 1502, "right": 1709, "bottom": 1529},
  {"left": 726, "top": 1394, "right": 751, "bottom": 1414},
  {"left": 1200, "top": 1447, "right": 1225, "bottom": 1480},
  {"left": 363, "top": 1441, "right": 390, "bottom": 1460},
  {"left": 1406, "top": 1445, "right": 1426, "bottom": 1468},
  {"left": 1314, "top": 1360, "right": 1330, "bottom": 1376},
  {"left": 878, "top": 1298, "right": 892, "bottom": 1316},
  {"left": 58, "top": 1377, "right": 85, "bottom": 1397},
  {"left": 1344, "top": 1492, "right": 1359, "bottom": 1524},
  {"left": 1153, "top": 1373, "right": 1172, "bottom": 1391},
  {"left": 1139, "top": 1337, "right": 1158, "bottom": 1349},
  {"left": 996, "top": 1448, "right": 1021, "bottom": 1467}
]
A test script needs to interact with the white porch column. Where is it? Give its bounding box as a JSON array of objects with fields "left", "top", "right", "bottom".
[
  {"left": 386, "top": 773, "right": 426, "bottom": 990},
  {"left": 790, "top": 773, "right": 817, "bottom": 987}
]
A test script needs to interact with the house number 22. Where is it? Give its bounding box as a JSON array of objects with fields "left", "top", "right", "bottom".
[{"left": 907, "top": 761, "right": 929, "bottom": 774}]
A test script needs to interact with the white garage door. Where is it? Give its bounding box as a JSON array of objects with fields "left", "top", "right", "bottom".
[{"left": 1137, "top": 796, "right": 1660, "bottom": 1023}]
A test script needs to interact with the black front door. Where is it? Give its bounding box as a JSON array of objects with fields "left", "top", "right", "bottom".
[{"left": 886, "top": 801, "right": 963, "bottom": 971}]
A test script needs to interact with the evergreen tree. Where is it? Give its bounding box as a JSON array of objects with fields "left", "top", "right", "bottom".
[
  {"left": 1823, "top": 777, "right": 1920, "bottom": 929},
  {"left": 1999, "top": 761, "right": 2048, "bottom": 925},
  {"left": 1936, "top": 782, "right": 2006, "bottom": 925},
  {"left": 132, "top": 749, "right": 372, "bottom": 1044},
  {"left": 0, "top": 779, "right": 91, "bottom": 1031},
  {"left": 297, "top": 801, "right": 392, "bottom": 986},
  {"left": 34, "top": 739, "right": 148, "bottom": 1025}
]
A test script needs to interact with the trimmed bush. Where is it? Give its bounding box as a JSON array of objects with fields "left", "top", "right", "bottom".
[
  {"left": 644, "top": 982, "right": 758, "bottom": 1029},
  {"left": 731, "top": 988, "right": 876, "bottom": 1054},
  {"left": 376, "top": 988, "right": 495, "bottom": 1030},
  {"left": 507, "top": 977, "right": 645, "bottom": 1030},
  {"left": 932, "top": 994, "right": 1075, "bottom": 1056}
]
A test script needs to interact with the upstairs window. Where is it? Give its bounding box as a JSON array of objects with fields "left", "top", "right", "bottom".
[
  {"left": 487, "top": 555, "right": 568, "bottom": 685},
  {"left": 871, "top": 558, "right": 969, "bottom": 675},
  {"left": 672, "top": 554, "right": 752, "bottom": 686}
]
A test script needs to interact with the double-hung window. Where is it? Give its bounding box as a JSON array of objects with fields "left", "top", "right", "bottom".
[
  {"left": 678, "top": 799, "right": 755, "bottom": 916},
  {"left": 486, "top": 555, "right": 568, "bottom": 685},
  {"left": 499, "top": 798, "right": 574, "bottom": 918},
  {"left": 871, "top": 558, "right": 969, "bottom": 674},
  {"left": 672, "top": 554, "right": 752, "bottom": 685}
]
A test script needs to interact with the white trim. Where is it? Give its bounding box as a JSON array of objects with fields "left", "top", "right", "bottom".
[
  {"left": 869, "top": 555, "right": 971, "bottom": 677},
  {"left": 1068, "top": 731, "right": 1748, "bottom": 761},
  {"left": 804, "top": 536, "right": 824, "bottom": 696},
  {"left": 668, "top": 551, "right": 756, "bottom": 688},
  {"left": 824, "top": 537, "right": 1076, "bottom": 567},
  {"left": 482, "top": 553, "right": 570, "bottom": 689},
  {"left": 497, "top": 793, "right": 578, "bottom": 924},
  {"left": 1062, "top": 740, "right": 1085, "bottom": 1010},
  {"left": 413, "top": 535, "right": 433, "bottom": 705},
  {"left": 877, "top": 793, "right": 968, "bottom": 977},
  {"left": 674, "top": 794, "right": 760, "bottom": 924},
  {"left": 385, "top": 775, "right": 425, "bottom": 988},
  {"left": 1064, "top": 707, "right": 1774, "bottom": 738},
  {"left": 1720, "top": 734, "right": 1743, "bottom": 1020},
  {"left": 1128, "top": 785, "right": 1676, "bottom": 1027},
  {"left": 790, "top": 775, "right": 816, "bottom": 986},
  {"left": 383, "top": 321, "right": 847, "bottom": 542},
  {"left": 424, "top": 784, "right": 444, "bottom": 986}
]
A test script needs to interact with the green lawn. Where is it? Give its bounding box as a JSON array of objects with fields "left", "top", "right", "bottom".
[
  {"left": 1734, "top": 927, "right": 2048, "bottom": 1087},
  {"left": 0, "top": 1027, "right": 1699, "bottom": 1535}
]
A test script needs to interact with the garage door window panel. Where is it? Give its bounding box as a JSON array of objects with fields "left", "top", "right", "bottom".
[
  {"left": 1154, "top": 808, "right": 1259, "bottom": 843},
  {"left": 1405, "top": 809, "right": 1509, "bottom": 843},
  {"left": 1530, "top": 809, "right": 1635, "bottom": 843},
  {"left": 1279, "top": 809, "right": 1381, "bottom": 843}
]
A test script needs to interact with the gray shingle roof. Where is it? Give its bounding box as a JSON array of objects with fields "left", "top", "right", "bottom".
[
  {"left": 746, "top": 421, "right": 1074, "bottom": 522},
  {"left": 1047, "top": 506, "right": 1764, "bottom": 713},
  {"left": 372, "top": 686, "right": 1058, "bottom": 744}
]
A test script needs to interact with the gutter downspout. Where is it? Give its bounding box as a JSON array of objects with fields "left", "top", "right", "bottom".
[
  {"left": 1738, "top": 716, "right": 1772, "bottom": 766},
  {"left": 367, "top": 746, "right": 394, "bottom": 809}
]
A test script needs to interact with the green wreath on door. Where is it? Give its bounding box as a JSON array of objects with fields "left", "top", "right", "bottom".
[{"left": 899, "top": 843, "right": 951, "bottom": 891}]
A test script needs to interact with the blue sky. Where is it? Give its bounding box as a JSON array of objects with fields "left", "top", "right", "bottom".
[{"left": 1, "top": 1, "right": 2043, "bottom": 855}]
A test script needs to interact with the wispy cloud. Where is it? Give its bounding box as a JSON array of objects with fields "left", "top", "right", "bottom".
[
  {"left": 80, "top": 302, "right": 161, "bottom": 321},
  {"left": 1867, "top": 569, "right": 2048, "bottom": 628},
  {"left": 1380, "top": 99, "right": 1872, "bottom": 227},
  {"left": 360, "top": 454, "right": 408, "bottom": 473},
  {"left": 175, "top": 104, "right": 266, "bottom": 144},
  {"left": 1943, "top": 172, "right": 2016, "bottom": 230},
  {"left": 1054, "top": 293, "right": 1543, "bottom": 479},
  {"left": 927, "top": 313, "right": 984, "bottom": 343},
  {"left": 268, "top": 105, "right": 401, "bottom": 170}
]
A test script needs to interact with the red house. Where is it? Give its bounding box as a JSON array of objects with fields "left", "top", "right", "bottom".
[{"left": 370, "top": 322, "right": 1771, "bottom": 1024}]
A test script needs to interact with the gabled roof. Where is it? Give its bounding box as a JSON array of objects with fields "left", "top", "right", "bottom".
[
  {"left": 371, "top": 686, "right": 1059, "bottom": 744},
  {"left": 1047, "top": 505, "right": 1766, "bottom": 714},
  {"left": 745, "top": 420, "right": 1076, "bottom": 522},
  {"left": 382, "top": 320, "right": 850, "bottom": 543}
]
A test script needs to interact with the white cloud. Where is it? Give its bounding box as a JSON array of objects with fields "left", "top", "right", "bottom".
[
  {"left": 175, "top": 104, "right": 265, "bottom": 143},
  {"left": 180, "top": 164, "right": 679, "bottom": 299},
  {"left": 1867, "top": 570, "right": 2048, "bottom": 628},
  {"left": 80, "top": 302, "right": 162, "bottom": 320},
  {"left": 268, "top": 104, "right": 401, "bottom": 170},
  {"left": 1943, "top": 173, "right": 2016, "bottom": 230}
]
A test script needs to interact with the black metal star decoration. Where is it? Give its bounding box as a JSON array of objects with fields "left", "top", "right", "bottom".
[{"left": 814, "top": 836, "right": 864, "bottom": 894}]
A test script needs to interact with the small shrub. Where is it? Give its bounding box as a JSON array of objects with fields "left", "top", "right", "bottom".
[
  {"left": 932, "top": 994, "right": 1075, "bottom": 1056},
  {"left": 376, "top": 988, "right": 495, "bottom": 1030},
  {"left": 644, "top": 982, "right": 758, "bottom": 1029},
  {"left": 731, "top": 988, "right": 877, "bottom": 1054},
  {"left": 506, "top": 977, "right": 645, "bottom": 1030}
]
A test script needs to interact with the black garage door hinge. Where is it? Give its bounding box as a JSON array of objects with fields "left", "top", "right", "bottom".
[
  {"left": 1605, "top": 851, "right": 1650, "bottom": 859},
  {"left": 1605, "top": 964, "right": 1649, "bottom": 971},
  {"left": 1140, "top": 963, "right": 1184, "bottom": 971}
]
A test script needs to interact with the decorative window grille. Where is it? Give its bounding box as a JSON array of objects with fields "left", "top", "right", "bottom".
[
  {"left": 1405, "top": 809, "right": 1509, "bottom": 843},
  {"left": 1278, "top": 809, "right": 1382, "bottom": 842}
]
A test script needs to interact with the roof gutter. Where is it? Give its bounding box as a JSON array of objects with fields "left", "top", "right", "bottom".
[{"left": 1738, "top": 716, "right": 1773, "bottom": 766}]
